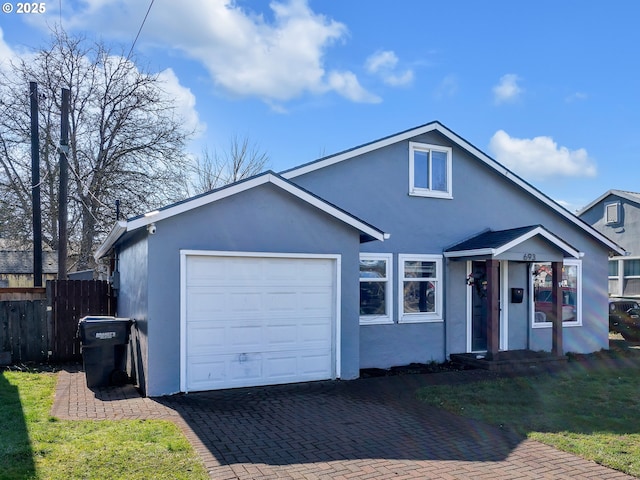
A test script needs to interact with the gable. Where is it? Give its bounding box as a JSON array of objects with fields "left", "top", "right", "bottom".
[
  {"left": 579, "top": 189, "right": 640, "bottom": 216},
  {"left": 444, "top": 225, "right": 581, "bottom": 261},
  {"left": 95, "top": 171, "right": 388, "bottom": 260},
  {"left": 283, "top": 122, "right": 624, "bottom": 255},
  {"left": 579, "top": 190, "right": 640, "bottom": 255}
]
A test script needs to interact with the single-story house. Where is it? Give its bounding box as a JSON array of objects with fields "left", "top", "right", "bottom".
[
  {"left": 578, "top": 190, "right": 640, "bottom": 298},
  {"left": 0, "top": 250, "right": 58, "bottom": 287},
  {"left": 96, "top": 121, "right": 624, "bottom": 396}
]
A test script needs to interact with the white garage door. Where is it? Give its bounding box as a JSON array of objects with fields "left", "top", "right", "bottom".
[{"left": 181, "top": 253, "right": 338, "bottom": 392}]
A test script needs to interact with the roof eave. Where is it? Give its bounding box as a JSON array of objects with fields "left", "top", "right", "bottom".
[
  {"left": 443, "top": 248, "right": 496, "bottom": 258},
  {"left": 93, "top": 172, "right": 388, "bottom": 260},
  {"left": 444, "top": 226, "right": 582, "bottom": 260},
  {"left": 94, "top": 221, "right": 127, "bottom": 260},
  {"left": 494, "top": 226, "right": 582, "bottom": 259}
]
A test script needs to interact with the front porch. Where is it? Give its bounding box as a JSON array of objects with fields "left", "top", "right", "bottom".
[
  {"left": 444, "top": 225, "right": 582, "bottom": 361},
  {"left": 450, "top": 349, "right": 568, "bottom": 373}
]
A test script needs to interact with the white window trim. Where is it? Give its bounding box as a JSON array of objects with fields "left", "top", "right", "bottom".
[
  {"left": 408, "top": 142, "right": 453, "bottom": 199},
  {"left": 531, "top": 259, "right": 582, "bottom": 329},
  {"left": 622, "top": 257, "right": 640, "bottom": 277},
  {"left": 616, "top": 256, "right": 640, "bottom": 297},
  {"left": 609, "top": 258, "right": 622, "bottom": 297},
  {"left": 398, "top": 254, "right": 443, "bottom": 323},
  {"left": 359, "top": 253, "right": 393, "bottom": 325},
  {"left": 605, "top": 201, "right": 620, "bottom": 225}
]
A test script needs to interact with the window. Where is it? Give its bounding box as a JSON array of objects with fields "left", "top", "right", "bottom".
[
  {"left": 398, "top": 254, "right": 443, "bottom": 323},
  {"left": 409, "top": 142, "right": 452, "bottom": 198},
  {"left": 359, "top": 253, "right": 393, "bottom": 324},
  {"left": 622, "top": 258, "right": 640, "bottom": 297},
  {"left": 609, "top": 260, "right": 619, "bottom": 277},
  {"left": 609, "top": 259, "right": 620, "bottom": 296},
  {"left": 605, "top": 202, "right": 621, "bottom": 225},
  {"left": 624, "top": 259, "right": 640, "bottom": 277},
  {"left": 532, "top": 259, "right": 581, "bottom": 327}
]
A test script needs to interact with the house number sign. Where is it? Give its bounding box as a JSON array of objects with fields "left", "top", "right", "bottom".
[{"left": 522, "top": 253, "right": 536, "bottom": 261}]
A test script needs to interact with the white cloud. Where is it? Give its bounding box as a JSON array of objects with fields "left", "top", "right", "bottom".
[
  {"left": 365, "top": 50, "right": 414, "bottom": 87},
  {"left": 555, "top": 199, "right": 583, "bottom": 214},
  {"left": 327, "top": 71, "right": 381, "bottom": 103},
  {"left": 157, "top": 68, "right": 206, "bottom": 137},
  {"left": 0, "top": 28, "right": 16, "bottom": 70},
  {"left": 434, "top": 74, "right": 458, "bottom": 99},
  {"left": 366, "top": 51, "right": 397, "bottom": 72},
  {"left": 489, "top": 130, "right": 597, "bottom": 180},
  {"left": 56, "top": 0, "right": 377, "bottom": 105},
  {"left": 493, "top": 74, "right": 523, "bottom": 104}
]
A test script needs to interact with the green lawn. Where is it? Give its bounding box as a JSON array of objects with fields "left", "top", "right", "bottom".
[
  {"left": 417, "top": 357, "right": 640, "bottom": 477},
  {"left": 0, "top": 369, "right": 209, "bottom": 480}
]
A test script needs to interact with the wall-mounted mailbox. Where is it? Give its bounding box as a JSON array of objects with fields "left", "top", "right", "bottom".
[{"left": 511, "top": 288, "right": 524, "bottom": 303}]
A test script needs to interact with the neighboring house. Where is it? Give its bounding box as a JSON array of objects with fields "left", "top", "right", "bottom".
[
  {"left": 579, "top": 190, "right": 640, "bottom": 298},
  {"left": 0, "top": 251, "right": 58, "bottom": 287},
  {"left": 96, "top": 121, "right": 623, "bottom": 396}
]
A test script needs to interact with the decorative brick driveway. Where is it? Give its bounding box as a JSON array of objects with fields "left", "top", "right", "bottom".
[{"left": 52, "top": 366, "right": 632, "bottom": 479}]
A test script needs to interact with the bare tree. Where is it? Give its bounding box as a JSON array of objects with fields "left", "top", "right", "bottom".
[
  {"left": 0, "top": 29, "right": 193, "bottom": 270},
  {"left": 190, "top": 135, "right": 269, "bottom": 194}
]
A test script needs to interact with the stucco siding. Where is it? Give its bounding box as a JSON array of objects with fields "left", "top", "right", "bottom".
[
  {"left": 580, "top": 194, "right": 640, "bottom": 296},
  {"left": 445, "top": 259, "right": 467, "bottom": 356},
  {"left": 580, "top": 194, "right": 640, "bottom": 255},
  {"left": 292, "top": 131, "right": 611, "bottom": 364},
  {"left": 507, "top": 262, "right": 529, "bottom": 350},
  {"left": 142, "top": 183, "right": 363, "bottom": 396},
  {"left": 115, "top": 231, "right": 149, "bottom": 394},
  {"left": 360, "top": 323, "right": 445, "bottom": 368}
]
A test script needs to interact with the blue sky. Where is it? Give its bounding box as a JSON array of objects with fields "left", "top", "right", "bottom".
[{"left": 1, "top": 0, "right": 639, "bottom": 212}]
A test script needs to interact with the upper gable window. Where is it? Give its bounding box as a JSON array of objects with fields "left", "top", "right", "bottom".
[
  {"left": 605, "top": 202, "right": 620, "bottom": 225},
  {"left": 409, "top": 142, "right": 452, "bottom": 199}
]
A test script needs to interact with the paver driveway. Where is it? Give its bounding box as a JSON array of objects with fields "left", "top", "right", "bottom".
[{"left": 52, "top": 366, "right": 632, "bottom": 479}]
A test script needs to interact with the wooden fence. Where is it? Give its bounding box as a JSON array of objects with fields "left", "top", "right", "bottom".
[
  {"left": 0, "top": 289, "right": 48, "bottom": 364},
  {"left": 0, "top": 280, "right": 115, "bottom": 364}
]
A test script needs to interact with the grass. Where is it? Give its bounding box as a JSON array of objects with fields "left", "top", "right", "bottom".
[
  {"left": 0, "top": 369, "right": 209, "bottom": 480},
  {"left": 417, "top": 353, "right": 640, "bottom": 477}
]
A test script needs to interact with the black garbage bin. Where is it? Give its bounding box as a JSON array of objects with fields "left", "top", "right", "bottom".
[{"left": 78, "top": 316, "right": 132, "bottom": 388}]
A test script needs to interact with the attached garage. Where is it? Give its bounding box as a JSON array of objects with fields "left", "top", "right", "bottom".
[
  {"left": 180, "top": 252, "right": 340, "bottom": 392},
  {"left": 96, "top": 172, "right": 386, "bottom": 396}
]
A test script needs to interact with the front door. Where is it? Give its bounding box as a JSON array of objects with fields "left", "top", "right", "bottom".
[
  {"left": 471, "top": 261, "right": 488, "bottom": 351},
  {"left": 470, "top": 261, "right": 504, "bottom": 352}
]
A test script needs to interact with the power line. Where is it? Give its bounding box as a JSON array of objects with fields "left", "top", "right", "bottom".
[{"left": 126, "top": 0, "right": 155, "bottom": 60}]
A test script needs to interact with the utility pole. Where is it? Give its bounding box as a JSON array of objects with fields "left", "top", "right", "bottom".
[
  {"left": 58, "top": 88, "right": 70, "bottom": 280},
  {"left": 30, "top": 82, "right": 42, "bottom": 287}
]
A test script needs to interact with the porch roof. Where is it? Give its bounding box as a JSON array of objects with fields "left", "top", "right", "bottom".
[{"left": 443, "top": 225, "right": 581, "bottom": 259}]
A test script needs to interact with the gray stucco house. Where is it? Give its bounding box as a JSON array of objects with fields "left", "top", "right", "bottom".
[
  {"left": 96, "top": 121, "right": 623, "bottom": 396},
  {"left": 579, "top": 190, "right": 640, "bottom": 298}
]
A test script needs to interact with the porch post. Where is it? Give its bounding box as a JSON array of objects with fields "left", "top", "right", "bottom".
[
  {"left": 551, "top": 261, "right": 564, "bottom": 356},
  {"left": 486, "top": 259, "right": 500, "bottom": 360}
]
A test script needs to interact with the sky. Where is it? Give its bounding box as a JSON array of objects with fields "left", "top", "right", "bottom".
[{"left": 0, "top": 0, "right": 639, "bottom": 212}]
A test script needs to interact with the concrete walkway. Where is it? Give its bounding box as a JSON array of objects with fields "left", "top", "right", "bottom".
[{"left": 52, "top": 366, "right": 633, "bottom": 479}]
